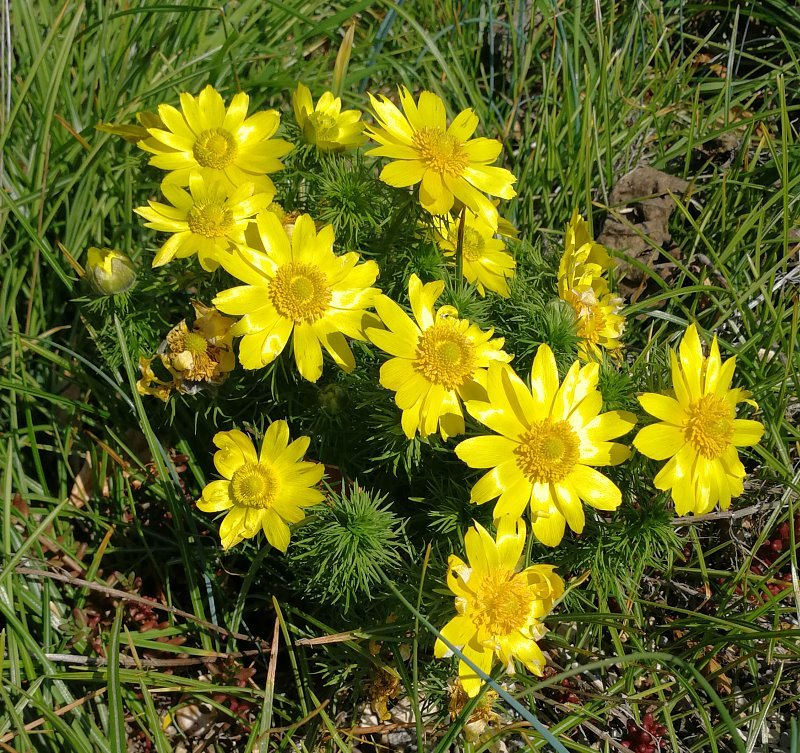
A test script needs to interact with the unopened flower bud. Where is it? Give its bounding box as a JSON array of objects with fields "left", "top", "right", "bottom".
[
  {"left": 85, "top": 247, "right": 136, "bottom": 295},
  {"left": 319, "top": 383, "right": 347, "bottom": 414}
]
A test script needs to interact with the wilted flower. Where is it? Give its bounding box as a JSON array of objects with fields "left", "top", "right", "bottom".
[{"left": 136, "top": 302, "right": 236, "bottom": 400}]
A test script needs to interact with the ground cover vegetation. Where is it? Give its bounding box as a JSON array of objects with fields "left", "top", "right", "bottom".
[{"left": 1, "top": 1, "right": 799, "bottom": 751}]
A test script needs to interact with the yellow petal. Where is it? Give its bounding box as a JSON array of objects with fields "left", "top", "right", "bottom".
[
  {"left": 408, "top": 274, "right": 443, "bottom": 331},
  {"left": 260, "top": 420, "right": 290, "bottom": 462},
  {"left": 197, "top": 480, "right": 233, "bottom": 512},
  {"left": 262, "top": 508, "right": 291, "bottom": 552},
  {"left": 447, "top": 108, "right": 479, "bottom": 141},
  {"left": 731, "top": 419, "right": 764, "bottom": 447},
  {"left": 494, "top": 515, "right": 526, "bottom": 568},
  {"left": 213, "top": 429, "right": 257, "bottom": 477},
  {"left": 554, "top": 482, "right": 584, "bottom": 534},
  {"left": 219, "top": 507, "right": 247, "bottom": 549},
  {"left": 493, "top": 473, "right": 532, "bottom": 519},
  {"left": 459, "top": 642, "right": 493, "bottom": 698},
  {"left": 379, "top": 159, "right": 426, "bottom": 187},
  {"left": 638, "top": 393, "right": 685, "bottom": 424},
  {"left": 584, "top": 410, "right": 637, "bottom": 442},
  {"left": 455, "top": 435, "right": 518, "bottom": 468},
  {"left": 469, "top": 460, "right": 519, "bottom": 504},
  {"left": 293, "top": 323, "right": 324, "bottom": 382},
  {"left": 567, "top": 465, "right": 622, "bottom": 511},
  {"left": 465, "top": 399, "right": 526, "bottom": 440},
  {"left": 531, "top": 504, "right": 566, "bottom": 547},
  {"left": 435, "top": 614, "right": 476, "bottom": 658},
  {"left": 633, "top": 423, "right": 686, "bottom": 460},
  {"left": 529, "top": 344, "right": 559, "bottom": 412}
]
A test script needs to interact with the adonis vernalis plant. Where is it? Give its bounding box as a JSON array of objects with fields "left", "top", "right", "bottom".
[
  {"left": 139, "top": 84, "right": 292, "bottom": 194},
  {"left": 213, "top": 212, "right": 380, "bottom": 380},
  {"left": 456, "top": 344, "right": 636, "bottom": 546},
  {"left": 633, "top": 323, "right": 764, "bottom": 515},
  {"left": 366, "top": 274, "right": 511, "bottom": 439},
  {"left": 198, "top": 423, "right": 324, "bottom": 551},
  {"left": 366, "top": 87, "right": 516, "bottom": 228},
  {"left": 557, "top": 210, "right": 625, "bottom": 361},
  {"left": 292, "top": 83, "right": 366, "bottom": 151},
  {"left": 435, "top": 517, "right": 564, "bottom": 696},
  {"left": 134, "top": 175, "right": 270, "bottom": 269}
]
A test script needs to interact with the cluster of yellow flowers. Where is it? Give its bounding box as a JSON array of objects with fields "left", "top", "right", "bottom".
[{"left": 118, "top": 83, "right": 763, "bottom": 698}]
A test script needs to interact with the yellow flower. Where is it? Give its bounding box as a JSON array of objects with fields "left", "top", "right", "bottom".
[
  {"left": 435, "top": 210, "right": 516, "bottom": 297},
  {"left": 366, "top": 274, "right": 512, "bottom": 440},
  {"left": 557, "top": 210, "right": 625, "bottom": 361},
  {"left": 292, "top": 83, "right": 366, "bottom": 151},
  {"left": 135, "top": 174, "right": 270, "bottom": 269},
  {"left": 139, "top": 85, "right": 292, "bottom": 194},
  {"left": 455, "top": 346, "right": 636, "bottom": 546},
  {"left": 366, "top": 87, "right": 516, "bottom": 228},
  {"left": 197, "top": 423, "right": 324, "bottom": 551},
  {"left": 213, "top": 212, "right": 380, "bottom": 381},
  {"left": 571, "top": 289, "right": 626, "bottom": 362},
  {"left": 633, "top": 323, "right": 764, "bottom": 516},
  {"left": 557, "top": 210, "right": 612, "bottom": 299},
  {"left": 434, "top": 517, "right": 564, "bottom": 697},
  {"left": 164, "top": 302, "right": 236, "bottom": 387}
]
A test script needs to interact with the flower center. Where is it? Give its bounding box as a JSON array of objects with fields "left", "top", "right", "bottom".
[
  {"left": 182, "top": 331, "right": 208, "bottom": 356},
  {"left": 461, "top": 228, "right": 485, "bottom": 262},
  {"left": 472, "top": 569, "right": 533, "bottom": 636},
  {"left": 576, "top": 305, "right": 606, "bottom": 342},
  {"left": 230, "top": 463, "right": 279, "bottom": 508},
  {"left": 515, "top": 419, "right": 580, "bottom": 483},
  {"left": 412, "top": 127, "right": 468, "bottom": 175},
  {"left": 269, "top": 261, "right": 332, "bottom": 322},
  {"left": 193, "top": 128, "right": 238, "bottom": 169},
  {"left": 414, "top": 319, "right": 476, "bottom": 390},
  {"left": 308, "top": 112, "right": 339, "bottom": 141},
  {"left": 187, "top": 203, "right": 235, "bottom": 238},
  {"left": 685, "top": 394, "right": 734, "bottom": 458}
]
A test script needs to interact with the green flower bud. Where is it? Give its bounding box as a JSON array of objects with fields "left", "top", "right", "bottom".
[
  {"left": 319, "top": 383, "right": 348, "bottom": 414},
  {"left": 85, "top": 247, "right": 137, "bottom": 295}
]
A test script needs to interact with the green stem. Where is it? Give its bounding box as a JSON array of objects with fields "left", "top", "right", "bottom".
[{"left": 455, "top": 206, "right": 466, "bottom": 291}]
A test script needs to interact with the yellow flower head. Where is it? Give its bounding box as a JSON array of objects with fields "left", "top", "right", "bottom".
[
  {"left": 456, "top": 345, "right": 636, "bottom": 546},
  {"left": 135, "top": 174, "right": 271, "bottom": 269},
  {"left": 366, "top": 274, "right": 512, "bottom": 440},
  {"left": 434, "top": 517, "right": 564, "bottom": 697},
  {"left": 366, "top": 87, "right": 516, "bottom": 228},
  {"left": 197, "top": 423, "right": 324, "bottom": 551},
  {"left": 292, "top": 83, "right": 366, "bottom": 151},
  {"left": 557, "top": 210, "right": 624, "bottom": 360},
  {"left": 139, "top": 85, "right": 293, "bottom": 194},
  {"left": 213, "top": 212, "right": 380, "bottom": 381},
  {"left": 164, "top": 302, "right": 236, "bottom": 386},
  {"left": 633, "top": 323, "right": 764, "bottom": 516},
  {"left": 557, "top": 210, "right": 612, "bottom": 298},
  {"left": 435, "top": 210, "right": 516, "bottom": 297}
]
